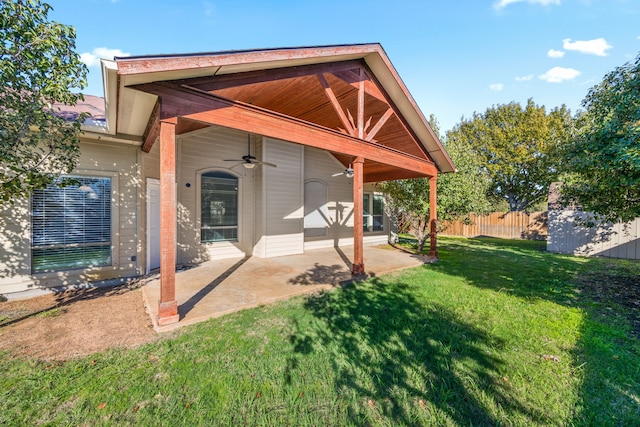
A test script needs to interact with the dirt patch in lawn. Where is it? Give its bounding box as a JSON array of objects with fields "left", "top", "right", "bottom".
[
  {"left": 0, "top": 283, "right": 159, "bottom": 361},
  {"left": 575, "top": 263, "right": 640, "bottom": 338}
]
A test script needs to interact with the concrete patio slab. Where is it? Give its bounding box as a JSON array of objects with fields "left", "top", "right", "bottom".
[{"left": 141, "top": 244, "right": 431, "bottom": 332}]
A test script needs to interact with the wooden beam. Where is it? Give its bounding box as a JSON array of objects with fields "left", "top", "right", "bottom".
[
  {"left": 142, "top": 100, "right": 160, "bottom": 153},
  {"left": 331, "top": 69, "right": 387, "bottom": 103},
  {"left": 352, "top": 157, "right": 365, "bottom": 275},
  {"left": 116, "top": 44, "right": 383, "bottom": 75},
  {"left": 429, "top": 176, "right": 438, "bottom": 258},
  {"left": 184, "top": 101, "right": 437, "bottom": 177},
  {"left": 317, "top": 73, "right": 355, "bottom": 136},
  {"left": 365, "top": 108, "right": 394, "bottom": 142},
  {"left": 363, "top": 169, "right": 429, "bottom": 183},
  {"left": 132, "top": 82, "right": 438, "bottom": 177},
  {"left": 157, "top": 120, "right": 179, "bottom": 326},
  {"left": 357, "top": 68, "right": 365, "bottom": 139},
  {"left": 178, "top": 60, "right": 366, "bottom": 92},
  {"left": 364, "top": 69, "right": 437, "bottom": 164}
]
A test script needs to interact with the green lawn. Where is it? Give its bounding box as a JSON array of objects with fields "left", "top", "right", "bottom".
[{"left": 1, "top": 237, "right": 639, "bottom": 426}]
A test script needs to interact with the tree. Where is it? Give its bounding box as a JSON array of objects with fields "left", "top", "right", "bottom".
[
  {"left": 560, "top": 53, "right": 640, "bottom": 223},
  {"left": 380, "top": 116, "right": 492, "bottom": 252},
  {"left": 0, "top": 0, "right": 88, "bottom": 202},
  {"left": 450, "top": 99, "right": 573, "bottom": 211}
]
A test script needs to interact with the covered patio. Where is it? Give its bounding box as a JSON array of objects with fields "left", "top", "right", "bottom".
[
  {"left": 113, "top": 44, "right": 455, "bottom": 326},
  {"left": 142, "top": 244, "right": 432, "bottom": 332}
]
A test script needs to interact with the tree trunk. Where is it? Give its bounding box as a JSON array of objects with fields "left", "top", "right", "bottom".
[{"left": 417, "top": 235, "right": 428, "bottom": 253}]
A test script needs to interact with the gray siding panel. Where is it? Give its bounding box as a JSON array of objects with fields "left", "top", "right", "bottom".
[
  {"left": 263, "top": 138, "right": 304, "bottom": 257},
  {"left": 0, "top": 139, "right": 141, "bottom": 294},
  {"left": 548, "top": 209, "right": 640, "bottom": 260},
  {"left": 179, "top": 127, "right": 255, "bottom": 262}
]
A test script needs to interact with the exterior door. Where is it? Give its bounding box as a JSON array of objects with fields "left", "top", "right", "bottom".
[{"left": 147, "top": 178, "right": 161, "bottom": 272}]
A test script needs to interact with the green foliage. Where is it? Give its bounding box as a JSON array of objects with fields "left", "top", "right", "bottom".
[
  {"left": 0, "top": 0, "right": 88, "bottom": 202},
  {"left": 560, "top": 53, "right": 640, "bottom": 223},
  {"left": 450, "top": 99, "right": 573, "bottom": 211},
  {"left": 380, "top": 115, "right": 492, "bottom": 251},
  {"left": 2, "top": 237, "right": 639, "bottom": 425}
]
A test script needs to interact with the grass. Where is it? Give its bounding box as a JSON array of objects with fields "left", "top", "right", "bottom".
[{"left": 1, "top": 236, "right": 639, "bottom": 426}]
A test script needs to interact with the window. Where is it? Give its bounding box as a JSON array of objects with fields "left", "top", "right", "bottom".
[
  {"left": 201, "top": 171, "right": 238, "bottom": 242},
  {"left": 31, "top": 176, "right": 112, "bottom": 273},
  {"left": 363, "top": 193, "right": 384, "bottom": 232}
]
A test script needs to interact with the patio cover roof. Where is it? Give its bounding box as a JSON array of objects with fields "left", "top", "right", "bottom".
[{"left": 112, "top": 43, "right": 455, "bottom": 182}]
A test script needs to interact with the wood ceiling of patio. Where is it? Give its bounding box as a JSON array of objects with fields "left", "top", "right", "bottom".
[{"left": 137, "top": 59, "right": 437, "bottom": 182}]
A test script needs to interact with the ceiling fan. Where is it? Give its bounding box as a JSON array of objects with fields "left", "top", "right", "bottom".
[
  {"left": 224, "top": 135, "right": 277, "bottom": 169},
  {"left": 333, "top": 164, "right": 354, "bottom": 178}
]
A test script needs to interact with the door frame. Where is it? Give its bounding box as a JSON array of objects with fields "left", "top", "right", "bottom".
[{"left": 146, "top": 178, "right": 161, "bottom": 274}]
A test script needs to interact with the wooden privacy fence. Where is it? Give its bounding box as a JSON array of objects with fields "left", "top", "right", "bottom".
[{"left": 440, "top": 212, "right": 548, "bottom": 240}]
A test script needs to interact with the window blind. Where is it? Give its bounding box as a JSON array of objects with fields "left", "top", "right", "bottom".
[{"left": 31, "top": 176, "right": 112, "bottom": 273}]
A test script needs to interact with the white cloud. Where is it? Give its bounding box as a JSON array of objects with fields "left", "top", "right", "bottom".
[
  {"left": 80, "top": 47, "right": 131, "bottom": 67},
  {"left": 203, "top": 1, "right": 214, "bottom": 17},
  {"left": 515, "top": 74, "right": 534, "bottom": 82},
  {"left": 494, "top": 0, "right": 561, "bottom": 10},
  {"left": 489, "top": 83, "right": 504, "bottom": 91},
  {"left": 547, "top": 49, "right": 565, "bottom": 58},
  {"left": 539, "top": 66, "right": 581, "bottom": 83},
  {"left": 562, "top": 38, "right": 612, "bottom": 56}
]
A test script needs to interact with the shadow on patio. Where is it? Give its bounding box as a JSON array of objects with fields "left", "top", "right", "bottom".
[{"left": 142, "top": 245, "right": 432, "bottom": 332}]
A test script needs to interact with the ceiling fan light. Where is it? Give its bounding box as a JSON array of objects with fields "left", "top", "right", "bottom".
[
  {"left": 345, "top": 169, "right": 354, "bottom": 179},
  {"left": 243, "top": 162, "right": 256, "bottom": 169}
]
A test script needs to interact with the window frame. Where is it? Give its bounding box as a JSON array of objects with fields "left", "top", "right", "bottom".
[
  {"left": 29, "top": 170, "right": 119, "bottom": 275},
  {"left": 196, "top": 168, "right": 242, "bottom": 244},
  {"left": 363, "top": 192, "right": 385, "bottom": 233}
]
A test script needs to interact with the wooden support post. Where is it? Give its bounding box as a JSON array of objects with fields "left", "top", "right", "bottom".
[
  {"left": 352, "top": 157, "right": 365, "bottom": 275},
  {"left": 357, "top": 69, "right": 365, "bottom": 139},
  {"left": 157, "top": 120, "right": 179, "bottom": 326},
  {"left": 429, "top": 175, "right": 438, "bottom": 258}
]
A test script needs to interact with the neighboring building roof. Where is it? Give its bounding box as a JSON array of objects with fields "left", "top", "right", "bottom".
[{"left": 52, "top": 94, "right": 106, "bottom": 122}]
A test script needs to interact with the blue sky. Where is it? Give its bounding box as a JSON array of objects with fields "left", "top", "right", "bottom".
[{"left": 50, "top": 0, "right": 639, "bottom": 132}]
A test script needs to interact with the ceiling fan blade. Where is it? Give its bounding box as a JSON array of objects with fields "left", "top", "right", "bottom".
[
  {"left": 223, "top": 159, "right": 245, "bottom": 162},
  {"left": 254, "top": 160, "right": 277, "bottom": 168},
  {"left": 332, "top": 172, "right": 344, "bottom": 177}
]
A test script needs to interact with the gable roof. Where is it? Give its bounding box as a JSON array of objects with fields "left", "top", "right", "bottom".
[{"left": 109, "top": 43, "right": 455, "bottom": 175}]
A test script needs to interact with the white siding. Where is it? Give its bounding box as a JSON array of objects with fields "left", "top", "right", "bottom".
[
  {"left": 0, "top": 139, "right": 140, "bottom": 294},
  {"left": 139, "top": 141, "right": 160, "bottom": 273},
  {"left": 302, "top": 147, "right": 389, "bottom": 250},
  {"left": 178, "top": 127, "right": 256, "bottom": 262},
  {"left": 303, "top": 147, "right": 353, "bottom": 250},
  {"left": 548, "top": 210, "right": 640, "bottom": 260},
  {"left": 252, "top": 137, "right": 266, "bottom": 257},
  {"left": 259, "top": 138, "right": 304, "bottom": 257}
]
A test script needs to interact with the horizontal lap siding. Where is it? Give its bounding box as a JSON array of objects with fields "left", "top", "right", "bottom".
[
  {"left": 139, "top": 141, "right": 159, "bottom": 273},
  {"left": 263, "top": 138, "right": 304, "bottom": 257},
  {"left": 548, "top": 210, "right": 640, "bottom": 260},
  {"left": 303, "top": 147, "right": 354, "bottom": 247},
  {"left": 179, "top": 127, "right": 255, "bottom": 262},
  {"left": 302, "top": 147, "right": 388, "bottom": 250},
  {"left": 0, "top": 139, "right": 141, "bottom": 294}
]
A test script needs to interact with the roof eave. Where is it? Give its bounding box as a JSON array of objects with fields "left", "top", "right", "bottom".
[{"left": 114, "top": 43, "right": 456, "bottom": 173}]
